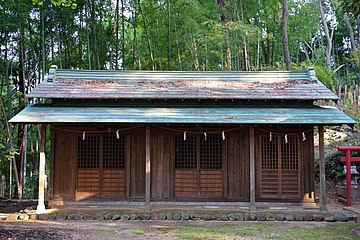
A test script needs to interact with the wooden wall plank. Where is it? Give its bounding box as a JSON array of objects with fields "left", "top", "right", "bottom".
[
  {"left": 52, "top": 129, "right": 76, "bottom": 200},
  {"left": 226, "top": 128, "right": 249, "bottom": 200},
  {"left": 130, "top": 127, "right": 146, "bottom": 198}
]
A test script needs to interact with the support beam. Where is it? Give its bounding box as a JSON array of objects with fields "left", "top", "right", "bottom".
[
  {"left": 37, "top": 124, "right": 46, "bottom": 213},
  {"left": 145, "top": 126, "right": 151, "bottom": 212},
  {"left": 318, "top": 125, "right": 328, "bottom": 212},
  {"left": 249, "top": 126, "right": 256, "bottom": 211}
]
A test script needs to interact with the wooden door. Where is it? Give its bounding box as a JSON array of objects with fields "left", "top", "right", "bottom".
[
  {"left": 76, "top": 135, "right": 126, "bottom": 198},
  {"left": 174, "top": 136, "right": 223, "bottom": 198},
  {"left": 259, "top": 135, "right": 300, "bottom": 199}
]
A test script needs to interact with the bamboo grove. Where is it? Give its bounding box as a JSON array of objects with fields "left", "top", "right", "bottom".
[{"left": 0, "top": 0, "right": 359, "bottom": 198}]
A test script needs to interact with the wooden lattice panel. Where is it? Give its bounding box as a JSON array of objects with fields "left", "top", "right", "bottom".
[
  {"left": 260, "top": 135, "right": 300, "bottom": 199},
  {"left": 261, "top": 136, "right": 278, "bottom": 170},
  {"left": 103, "top": 136, "right": 125, "bottom": 169},
  {"left": 77, "top": 134, "right": 126, "bottom": 197},
  {"left": 175, "top": 136, "right": 197, "bottom": 169},
  {"left": 174, "top": 135, "right": 223, "bottom": 198},
  {"left": 200, "top": 137, "right": 222, "bottom": 170},
  {"left": 77, "top": 136, "right": 100, "bottom": 168},
  {"left": 281, "top": 136, "right": 298, "bottom": 170}
]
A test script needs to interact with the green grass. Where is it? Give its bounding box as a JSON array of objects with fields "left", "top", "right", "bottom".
[
  {"left": 131, "top": 228, "right": 146, "bottom": 235},
  {"left": 169, "top": 222, "right": 360, "bottom": 240}
]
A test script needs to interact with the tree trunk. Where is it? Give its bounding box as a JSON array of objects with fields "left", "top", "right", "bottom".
[
  {"left": 281, "top": 0, "right": 292, "bottom": 70},
  {"left": 16, "top": 14, "right": 27, "bottom": 198},
  {"left": 239, "top": 0, "right": 249, "bottom": 70},
  {"left": 115, "top": 0, "right": 119, "bottom": 69},
  {"left": 78, "top": 7, "right": 83, "bottom": 68},
  {"left": 173, "top": 10, "right": 182, "bottom": 70},
  {"left": 218, "top": 0, "right": 231, "bottom": 71},
  {"left": 357, "top": 15, "right": 360, "bottom": 44},
  {"left": 41, "top": 5, "right": 45, "bottom": 81},
  {"left": 121, "top": 0, "right": 125, "bottom": 69},
  {"left": 138, "top": 0, "right": 155, "bottom": 70},
  {"left": 344, "top": 13, "right": 360, "bottom": 67},
  {"left": 167, "top": 0, "right": 171, "bottom": 69},
  {"left": 318, "top": 0, "right": 333, "bottom": 69},
  {"left": 110, "top": 5, "right": 117, "bottom": 70},
  {"left": 90, "top": 0, "right": 100, "bottom": 69},
  {"left": 301, "top": 42, "right": 311, "bottom": 63},
  {"left": 132, "top": 3, "right": 137, "bottom": 69}
]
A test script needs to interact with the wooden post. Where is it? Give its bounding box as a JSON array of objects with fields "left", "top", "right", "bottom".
[
  {"left": 318, "top": 126, "right": 327, "bottom": 212},
  {"left": 345, "top": 149, "right": 351, "bottom": 206},
  {"left": 0, "top": 175, "right": 4, "bottom": 198},
  {"left": 249, "top": 126, "right": 256, "bottom": 211},
  {"left": 145, "top": 126, "right": 151, "bottom": 212},
  {"left": 37, "top": 124, "right": 46, "bottom": 213}
]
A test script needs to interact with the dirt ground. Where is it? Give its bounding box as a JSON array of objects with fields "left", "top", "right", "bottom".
[{"left": 2, "top": 219, "right": 359, "bottom": 240}]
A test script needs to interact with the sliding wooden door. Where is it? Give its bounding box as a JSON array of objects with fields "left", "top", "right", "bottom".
[{"left": 174, "top": 136, "right": 223, "bottom": 198}]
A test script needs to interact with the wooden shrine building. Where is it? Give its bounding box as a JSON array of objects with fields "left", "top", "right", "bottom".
[{"left": 9, "top": 66, "right": 356, "bottom": 212}]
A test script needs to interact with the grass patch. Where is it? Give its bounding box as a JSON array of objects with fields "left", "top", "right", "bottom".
[
  {"left": 131, "top": 228, "right": 146, "bottom": 235},
  {"left": 171, "top": 222, "right": 360, "bottom": 240}
]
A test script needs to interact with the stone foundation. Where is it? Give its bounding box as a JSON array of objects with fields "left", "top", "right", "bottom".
[{"left": 3, "top": 211, "right": 358, "bottom": 222}]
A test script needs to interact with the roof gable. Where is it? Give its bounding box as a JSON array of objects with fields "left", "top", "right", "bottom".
[{"left": 27, "top": 66, "right": 338, "bottom": 101}]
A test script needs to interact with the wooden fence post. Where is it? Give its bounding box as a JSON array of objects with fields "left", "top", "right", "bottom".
[
  {"left": 0, "top": 175, "right": 4, "bottom": 198},
  {"left": 318, "top": 126, "right": 328, "bottom": 212},
  {"left": 37, "top": 124, "right": 46, "bottom": 213}
]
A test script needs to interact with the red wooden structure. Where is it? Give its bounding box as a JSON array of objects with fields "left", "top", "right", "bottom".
[{"left": 338, "top": 146, "right": 360, "bottom": 206}]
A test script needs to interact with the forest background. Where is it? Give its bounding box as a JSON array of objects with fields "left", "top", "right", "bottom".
[{"left": 0, "top": 0, "right": 359, "bottom": 199}]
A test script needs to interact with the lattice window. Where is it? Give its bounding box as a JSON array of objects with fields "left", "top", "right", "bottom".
[
  {"left": 77, "top": 136, "right": 100, "bottom": 168},
  {"left": 200, "top": 136, "right": 222, "bottom": 169},
  {"left": 175, "top": 136, "right": 197, "bottom": 169},
  {"left": 103, "top": 136, "right": 125, "bottom": 169},
  {"left": 261, "top": 136, "right": 278, "bottom": 170},
  {"left": 281, "top": 136, "right": 298, "bottom": 170},
  {"left": 175, "top": 136, "right": 222, "bottom": 169}
]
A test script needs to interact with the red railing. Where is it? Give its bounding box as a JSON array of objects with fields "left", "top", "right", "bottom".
[{"left": 338, "top": 146, "right": 360, "bottom": 206}]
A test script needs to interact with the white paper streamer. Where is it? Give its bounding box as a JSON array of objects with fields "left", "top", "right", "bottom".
[
  {"left": 222, "top": 131, "right": 226, "bottom": 140},
  {"left": 285, "top": 134, "right": 288, "bottom": 144},
  {"left": 82, "top": 131, "right": 86, "bottom": 141},
  {"left": 302, "top": 132, "right": 306, "bottom": 141},
  {"left": 269, "top": 132, "right": 272, "bottom": 142},
  {"left": 184, "top": 131, "right": 187, "bottom": 141},
  {"left": 204, "top": 132, "right": 207, "bottom": 141},
  {"left": 116, "top": 130, "right": 120, "bottom": 139}
]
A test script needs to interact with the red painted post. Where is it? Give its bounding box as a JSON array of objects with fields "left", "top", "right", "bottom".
[
  {"left": 346, "top": 150, "right": 351, "bottom": 206},
  {"left": 338, "top": 146, "right": 360, "bottom": 207}
]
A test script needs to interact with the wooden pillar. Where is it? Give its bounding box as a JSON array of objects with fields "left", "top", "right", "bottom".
[
  {"left": 145, "top": 126, "right": 151, "bottom": 211},
  {"left": 345, "top": 149, "right": 351, "bottom": 206},
  {"left": 249, "top": 126, "right": 256, "bottom": 211},
  {"left": 37, "top": 124, "right": 46, "bottom": 213},
  {"left": 318, "top": 125, "right": 328, "bottom": 212}
]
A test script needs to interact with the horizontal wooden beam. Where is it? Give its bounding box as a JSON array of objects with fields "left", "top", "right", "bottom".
[
  {"left": 341, "top": 157, "right": 360, "bottom": 162},
  {"left": 338, "top": 146, "right": 360, "bottom": 151}
]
